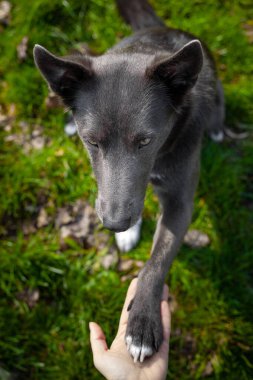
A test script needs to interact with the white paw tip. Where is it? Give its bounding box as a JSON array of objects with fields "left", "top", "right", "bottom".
[
  {"left": 125, "top": 337, "right": 153, "bottom": 363},
  {"left": 210, "top": 130, "right": 224, "bottom": 142},
  {"left": 131, "top": 345, "right": 142, "bottom": 363},
  {"left": 115, "top": 218, "right": 142, "bottom": 252},
  {"left": 140, "top": 345, "right": 153, "bottom": 363},
  {"left": 64, "top": 121, "right": 77, "bottom": 136}
]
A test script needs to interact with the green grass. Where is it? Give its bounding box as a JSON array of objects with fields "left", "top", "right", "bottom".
[{"left": 0, "top": 0, "right": 253, "bottom": 379}]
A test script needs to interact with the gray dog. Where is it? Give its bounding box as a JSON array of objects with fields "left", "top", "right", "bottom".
[{"left": 34, "top": 0, "right": 224, "bottom": 363}]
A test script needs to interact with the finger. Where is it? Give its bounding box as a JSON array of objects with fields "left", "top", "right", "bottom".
[
  {"left": 161, "top": 299, "right": 171, "bottom": 342},
  {"left": 118, "top": 278, "right": 138, "bottom": 328},
  {"left": 89, "top": 322, "right": 108, "bottom": 358}
]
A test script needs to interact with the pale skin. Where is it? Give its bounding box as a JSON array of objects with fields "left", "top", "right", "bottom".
[{"left": 89, "top": 278, "right": 171, "bottom": 380}]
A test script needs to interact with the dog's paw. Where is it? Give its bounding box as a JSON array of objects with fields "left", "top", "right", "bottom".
[
  {"left": 115, "top": 218, "right": 142, "bottom": 252},
  {"left": 64, "top": 116, "right": 77, "bottom": 136},
  {"left": 209, "top": 130, "right": 224, "bottom": 142},
  {"left": 125, "top": 306, "right": 163, "bottom": 362}
]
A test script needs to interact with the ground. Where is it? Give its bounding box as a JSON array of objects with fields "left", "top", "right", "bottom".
[{"left": 0, "top": 0, "right": 253, "bottom": 379}]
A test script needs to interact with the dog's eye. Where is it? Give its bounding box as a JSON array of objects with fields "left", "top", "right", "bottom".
[
  {"left": 139, "top": 137, "right": 151, "bottom": 148},
  {"left": 87, "top": 139, "right": 99, "bottom": 148}
]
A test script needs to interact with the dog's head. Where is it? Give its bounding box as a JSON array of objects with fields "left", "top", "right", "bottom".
[{"left": 34, "top": 40, "right": 203, "bottom": 232}]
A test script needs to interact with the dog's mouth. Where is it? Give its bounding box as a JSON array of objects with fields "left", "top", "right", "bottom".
[
  {"left": 105, "top": 225, "right": 129, "bottom": 233},
  {"left": 103, "top": 216, "right": 131, "bottom": 232}
]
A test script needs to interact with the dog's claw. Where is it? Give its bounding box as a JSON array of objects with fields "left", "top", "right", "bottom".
[
  {"left": 125, "top": 336, "right": 154, "bottom": 362},
  {"left": 126, "top": 335, "right": 132, "bottom": 351},
  {"left": 127, "top": 298, "right": 134, "bottom": 311},
  {"left": 140, "top": 345, "right": 153, "bottom": 362}
]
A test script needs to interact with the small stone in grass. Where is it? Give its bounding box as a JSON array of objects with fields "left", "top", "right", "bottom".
[{"left": 183, "top": 229, "right": 210, "bottom": 248}]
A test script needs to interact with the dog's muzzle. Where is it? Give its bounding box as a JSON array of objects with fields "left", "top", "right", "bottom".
[{"left": 102, "top": 217, "right": 131, "bottom": 232}]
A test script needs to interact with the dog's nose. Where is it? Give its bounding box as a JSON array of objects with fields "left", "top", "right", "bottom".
[{"left": 103, "top": 217, "right": 131, "bottom": 232}]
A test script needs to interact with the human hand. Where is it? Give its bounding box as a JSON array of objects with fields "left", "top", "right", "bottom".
[{"left": 89, "top": 278, "right": 170, "bottom": 380}]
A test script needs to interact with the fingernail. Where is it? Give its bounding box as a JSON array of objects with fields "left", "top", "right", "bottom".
[{"left": 89, "top": 322, "right": 92, "bottom": 331}]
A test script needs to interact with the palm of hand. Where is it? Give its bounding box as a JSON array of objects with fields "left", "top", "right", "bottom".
[{"left": 90, "top": 279, "right": 170, "bottom": 380}]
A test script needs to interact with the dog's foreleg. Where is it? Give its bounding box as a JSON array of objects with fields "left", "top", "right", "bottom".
[{"left": 125, "top": 195, "right": 193, "bottom": 362}]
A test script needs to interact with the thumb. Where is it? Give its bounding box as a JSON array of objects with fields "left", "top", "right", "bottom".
[{"left": 89, "top": 322, "right": 108, "bottom": 361}]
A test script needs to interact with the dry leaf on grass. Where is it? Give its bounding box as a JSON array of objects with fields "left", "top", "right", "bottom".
[
  {"left": 0, "top": 105, "right": 8, "bottom": 125},
  {"left": 168, "top": 293, "right": 178, "bottom": 313},
  {"left": 202, "top": 360, "right": 214, "bottom": 377},
  {"left": 0, "top": 1, "right": 11, "bottom": 26},
  {"left": 118, "top": 259, "right": 134, "bottom": 272},
  {"left": 57, "top": 200, "right": 99, "bottom": 249},
  {"left": 4, "top": 123, "right": 47, "bottom": 153},
  {"left": 242, "top": 21, "right": 253, "bottom": 43},
  {"left": 17, "top": 288, "right": 40, "bottom": 308},
  {"left": 45, "top": 91, "right": 63, "bottom": 109},
  {"left": 121, "top": 274, "right": 136, "bottom": 282},
  {"left": 55, "top": 207, "right": 73, "bottom": 228},
  {"left": 95, "top": 231, "right": 110, "bottom": 251},
  {"left": 181, "top": 333, "right": 197, "bottom": 359},
  {"left": 101, "top": 248, "right": 118, "bottom": 270},
  {"left": 37, "top": 208, "right": 51, "bottom": 228},
  {"left": 22, "top": 221, "right": 36, "bottom": 235},
  {"left": 17, "top": 36, "right": 28, "bottom": 61},
  {"left": 135, "top": 260, "right": 145, "bottom": 268}
]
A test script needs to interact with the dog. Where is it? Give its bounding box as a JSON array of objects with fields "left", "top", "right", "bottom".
[{"left": 33, "top": 0, "right": 225, "bottom": 363}]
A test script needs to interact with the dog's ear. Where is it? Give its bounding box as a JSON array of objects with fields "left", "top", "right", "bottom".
[
  {"left": 146, "top": 40, "right": 203, "bottom": 97},
  {"left": 33, "top": 45, "right": 93, "bottom": 107}
]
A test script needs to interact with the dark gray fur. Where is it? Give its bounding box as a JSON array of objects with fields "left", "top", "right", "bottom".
[{"left": 33, "top": 0, "right": 224, "bottom": 362}]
